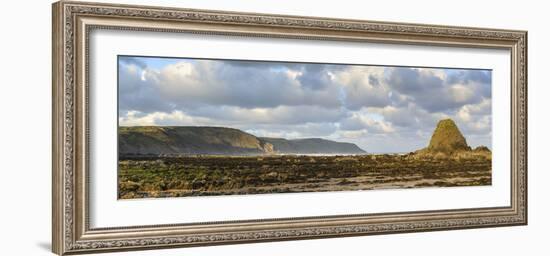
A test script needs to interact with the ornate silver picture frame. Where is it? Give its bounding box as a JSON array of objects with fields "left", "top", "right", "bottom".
[{"left": 52, "top": 1, "right": 527, "bottom": 255}]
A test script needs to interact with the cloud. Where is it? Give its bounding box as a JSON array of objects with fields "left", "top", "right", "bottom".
[
  {"left": 454, "top": 98, "right": 492, "bottom": 135},
  {"left": 296, "top": 64, "right": 334, "bottom": 90},
  {"left": 186, "top": 105, "right": 347, "bottom": 125},
  {"left": 339, "top": 112, "right": 395, "bottom": 134},
  {"left": 119, "top": 56, "right": 147, "bottom": 69},
  {"left": 456, "top": 98, "right": 491, "bottom": 123},
  {"left": 385, "top": 68, "right": 490, "bottom": 113},
  {"left": 118, "top": 57, "right": 493, "bottom": 152},
  {"left": 139, "top": 60, "right": 342, "bottom": 109},
  {"left": 331, "top": 66, "right": 393, "bottom": 110},
  {"left": 244, "top": 122, "right": 339, "bottom": 139},
  {"left": 367, "top": 103, "right": 449, "bottom": 130},
  {"left": 119, "top": 110, "right": 212, "bottom": 127},
  {"left": 447, "top": 69, "right": 492, "bottom": 86},
  {"left": 118, "top": 61, "right": 173, "bottom": 114}
]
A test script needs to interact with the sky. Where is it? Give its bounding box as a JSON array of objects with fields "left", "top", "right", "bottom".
[{"left": 118, "top": 56, "right": 492, "bottom": 153}]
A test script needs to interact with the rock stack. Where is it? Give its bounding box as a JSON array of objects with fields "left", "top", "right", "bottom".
[
  {"left": 414, "top": 119, "right": 491, "bottom": 159},
  {"left": 426, "top": 119, "right": 471, "bottom": 154}
]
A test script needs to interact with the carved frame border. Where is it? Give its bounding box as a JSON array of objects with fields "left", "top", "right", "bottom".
[{"left": 52, "top": 1, "right": 527, "bottom": 255}]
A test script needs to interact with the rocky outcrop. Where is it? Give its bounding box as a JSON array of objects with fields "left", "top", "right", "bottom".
[
  {"left": 426, "top": 119, "right": 471, "bottom": 153},
  {"left": 413, "top": 119, "right": 491, "bottom": 159},
  {"left": 473, "top": 146, "right": 491, "bottom": 153}
]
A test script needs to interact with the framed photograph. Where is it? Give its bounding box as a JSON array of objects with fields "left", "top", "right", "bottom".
[{"left": 52, "top": 1, "right": 527, "bottom": 255}]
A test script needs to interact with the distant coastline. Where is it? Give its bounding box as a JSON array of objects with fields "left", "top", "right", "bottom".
[{"left": 118, "top": 126, "right": 366, "bottom": 156}]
